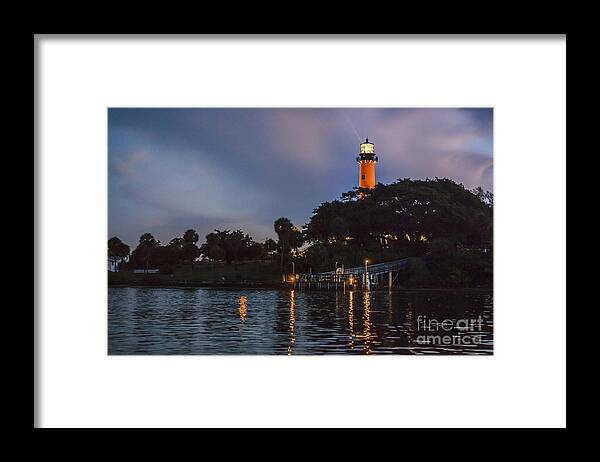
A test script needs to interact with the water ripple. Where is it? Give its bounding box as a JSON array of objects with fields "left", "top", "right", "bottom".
[{"left": 108, "top": 288, "right": 493, "bottom": 355}]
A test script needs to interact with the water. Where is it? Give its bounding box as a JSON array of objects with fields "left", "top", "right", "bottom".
[{"left": 108, "top": 288, "right": 493, "bottom": 355}]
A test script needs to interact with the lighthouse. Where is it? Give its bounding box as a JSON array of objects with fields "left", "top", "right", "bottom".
[{"left": 356, "top": 138, "right": 378, "bottom": 196}]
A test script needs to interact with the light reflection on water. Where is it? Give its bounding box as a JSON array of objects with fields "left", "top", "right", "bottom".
[
  {"left": 108, "top": 287, "right": 493, "bottom": 355},
  {"left": 287, "top": 290, "right": 295, "bottom": 355},
  {"left": 239, "top": 295, "right": 247, "bottom": 322}
]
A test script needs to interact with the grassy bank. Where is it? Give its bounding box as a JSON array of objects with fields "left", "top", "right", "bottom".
[{"left": 109, "top": 260, "right": 282, "bottom": 287}]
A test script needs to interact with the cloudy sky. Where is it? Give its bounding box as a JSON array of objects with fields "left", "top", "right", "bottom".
[{"left": 109, "top": 108, "right": 493, "bottom": 247}]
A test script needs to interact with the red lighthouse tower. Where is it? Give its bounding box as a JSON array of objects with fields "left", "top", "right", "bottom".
[{"left": 356, "top": 138, "right": 378, "bottom": 197}]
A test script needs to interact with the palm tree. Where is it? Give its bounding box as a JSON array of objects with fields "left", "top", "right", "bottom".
[{"left": 274, "top": 217, "right": 293, "bottom": 274}]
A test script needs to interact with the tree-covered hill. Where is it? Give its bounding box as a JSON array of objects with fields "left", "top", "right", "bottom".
[{"left": 299, "top": 178, "right": 493, "bottom": 287}]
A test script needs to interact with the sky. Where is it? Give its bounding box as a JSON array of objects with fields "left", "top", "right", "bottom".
[{"left": 109, "top": 108, "right": 493, "bottom": 247}]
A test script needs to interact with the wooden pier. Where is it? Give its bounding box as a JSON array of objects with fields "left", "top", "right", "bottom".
[{"left": 292, "top": 258, "right": 408, "bottom": 290}]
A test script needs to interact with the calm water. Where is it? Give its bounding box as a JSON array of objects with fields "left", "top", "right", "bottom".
[{"left": 108, "top": 287, "right": 493, "bottom": 355}]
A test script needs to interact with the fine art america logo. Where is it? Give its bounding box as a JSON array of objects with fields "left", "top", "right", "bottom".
[{"left": 416, "top": 315, "right": 484, "bottom": 346}]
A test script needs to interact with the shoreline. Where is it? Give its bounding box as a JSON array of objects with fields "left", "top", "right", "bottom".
[{"left": 108, "top": 282, "right": 492, "bottom": 292}]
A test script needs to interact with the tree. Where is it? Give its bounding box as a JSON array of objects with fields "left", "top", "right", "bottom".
[
  {"left": 108, "top": 236, "right": 130, "bottom": 272},
  {"left": 472, "top": 186, "right": 494, "bottom": 207},
  {"left": 218, "top": 229, "right": 245, "bottom": 264},
  {"left": 305, "top": 242, "right": 328, "bottom": 273},
  {"left": 166, "top": 229, "right": 200, "bottom": 270},
  {"left": 263, "top": 238, "right": 278, "bottom": 256},
  {"left": 240, "top": 239, "right": 264, "bottom": 260},
  {"left": 199, "top": 232, "right": 221, "bottom": 261},
  {"left": 167, "top": 237, "right": 185, "bottom": 251},
  {"left": 139, "top": 232, "right": 158, "bottom": 247},
  {"left": 183, "top": 229, "right": 199, "bottom": 244},
  {"left": 330, "top": 216, "right": 350, "bottom": 241},
  {"left": 199, "top": 229, "right": 263, "bottom": 264},
  {"left": 207, "top": 244, "right": 226, "bottom": 262},
  {"left": 274, "top": 217, "right": 293, "bottom": 273},
  {"left": 165, "top": 237, "right": 185, "bottom": 265},
  {"left": 133, "top": 233, "right": 159, "bottom": 271},
  {"left": 289, "top": 226, "right": 304, "bottom": 252},
  {"left": 182, "top": 241, "right": 200, "bottom": 271}
]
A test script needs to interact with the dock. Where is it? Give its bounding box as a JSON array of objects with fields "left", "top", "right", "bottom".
[{"left": 293, "top": 258, "right": 409, "bottom": 290}]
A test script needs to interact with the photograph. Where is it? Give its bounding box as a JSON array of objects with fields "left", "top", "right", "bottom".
[{"left": 108, "top": 108, "right": 494, "bottom": 355}]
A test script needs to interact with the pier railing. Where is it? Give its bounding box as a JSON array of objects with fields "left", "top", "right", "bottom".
[{"left": 294, "top": 258, "right": 409, "bottom": 290}]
